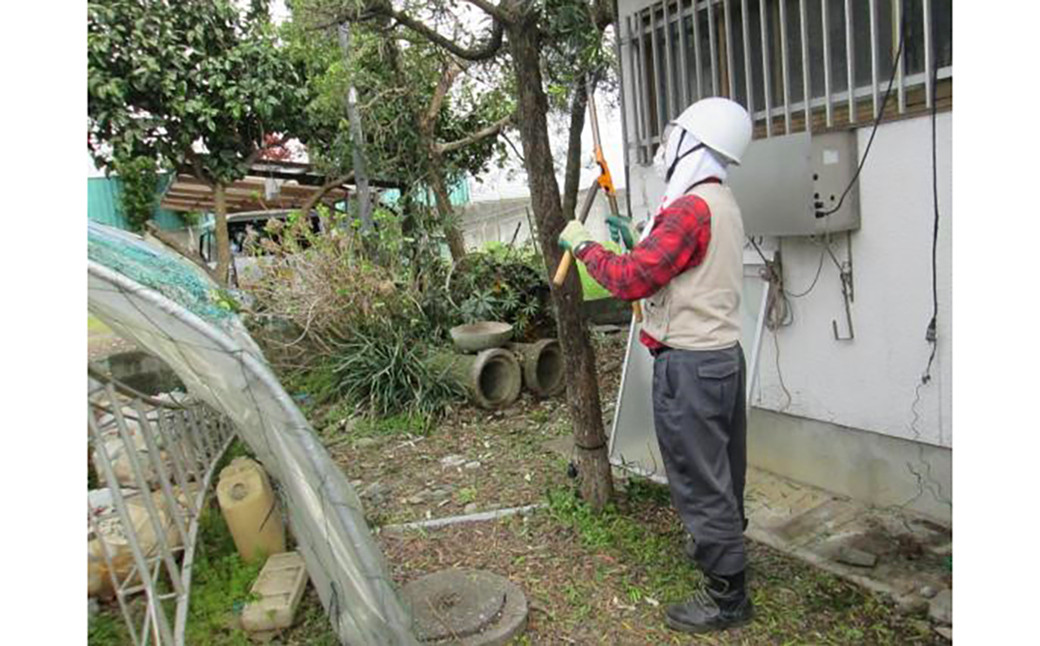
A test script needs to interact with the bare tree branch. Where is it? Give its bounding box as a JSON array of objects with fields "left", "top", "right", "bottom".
[
  {"left": 384, "top": 9, "right": 504, "bottom": 61},
  {"left": 300, "top": 172, "right": 356, "bottom": 216},
  {"left": 435, "top": 114, "right": 513, "bottom": 154},
  {"left": 500, "top": 131, "right": 526, "bottom": 164},
  {"left": 144, "top": 222, "right": 217, "bottom": 278},
  {"left": 422, "top": 60, "right": 464, "bottom": 131}
]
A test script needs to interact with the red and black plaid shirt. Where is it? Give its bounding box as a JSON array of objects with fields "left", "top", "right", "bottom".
[{"left": 576, "top": 188, "right": 715, "bottom": 350}]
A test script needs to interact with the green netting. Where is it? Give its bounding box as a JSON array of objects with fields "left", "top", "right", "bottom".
[{"left": 88, "top": 222, "right": 236, "bottom": 325}]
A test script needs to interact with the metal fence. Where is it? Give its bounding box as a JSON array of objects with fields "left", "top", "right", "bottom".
[
  {"left": 88, "top": 370, "right": 234, "bottom": 646},
  {"left": 88, "top": 221, "right": 418, "bottom": 645},
  {"left": 621, "top": 0, "right": 953, "bottom": 162}
]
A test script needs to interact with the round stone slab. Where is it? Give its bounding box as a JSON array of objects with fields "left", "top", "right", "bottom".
[{"left": 402, "top": 569, "right": 527, "bottom": 645}]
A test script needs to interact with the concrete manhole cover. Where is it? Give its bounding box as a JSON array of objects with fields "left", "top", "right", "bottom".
[{"left": 402, "top": 569, "right": 528, "bottom": 645}]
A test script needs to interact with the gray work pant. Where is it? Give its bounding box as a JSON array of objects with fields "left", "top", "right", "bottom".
[{"left": 652, "top": 343, "right": 747, "bottom": 576}]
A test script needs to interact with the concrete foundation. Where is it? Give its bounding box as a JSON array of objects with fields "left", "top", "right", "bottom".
[{"left": 747, "top": 408, "right": 952, "bottom": 524}]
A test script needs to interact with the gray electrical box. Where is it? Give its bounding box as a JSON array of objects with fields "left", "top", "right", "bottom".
[{"left": 728, "top": 131, "right": 860, "bottom": 236}]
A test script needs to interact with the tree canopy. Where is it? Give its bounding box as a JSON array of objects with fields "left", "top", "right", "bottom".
[{"left": 87, "top": 0, "right": 308, "bottom": 185}]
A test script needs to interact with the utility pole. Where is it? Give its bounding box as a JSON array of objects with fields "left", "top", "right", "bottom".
[{"left": 338, "top": 22, "right": 374, "bottom": 234}]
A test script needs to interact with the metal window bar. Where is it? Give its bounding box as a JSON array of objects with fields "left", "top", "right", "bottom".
[
  {"left": 691, "top": 0, "right": 704, "bottom": 99},
  {"left": 723, "top": 0, "right": 736, "bottom": 100},
  {"left": 800, "top": 0, "right": 813, "bottom": 133},
  {"left": 923, "top": 0, "right": 933, "bottom": 108},
  {"left": 678, "top": 0, "right": 692, "bottom": 106},
  {"left": 759, "top": 0, "right": 773, "bottom": 136},
  {"left": 869, "top": 0, "right": 881, "bottom": 118},
  {"left": 89, "top": 379, "right": 234, "bottom": 646},
  {"left": 624, "top": 0, "right": 948, "bottom": 159},
  {"left": 626, "top": 16, "right": 645, "bottom": 162},
  {"left": 616, "top": 18, "right": 634, "bottom": 180},
  {"left": 663, "top": 1, "right": 677, "bottom": 118},
  {"left": 821, "top": 0, "right": 833, "bottom": 127},
  {"left": 741, "top": 0, "right": 755, "bottom": 120},
  {"left": 650, "top": 8, "right": 665, "bottom": 135},
  {"left": 779, "top": 0, "right": 792, "bottom": 132},
  {"left": 895, "top": 0, "right": 905, "bottom": 112},
  {"left": 706, "top": 0, "right": 719, "bottom": 96},
  {"left": 637, "top": 14, "right": 655, "bottom": 158},
  {"left": 845, "top": 0, "right": 856, "bottom": 123}
]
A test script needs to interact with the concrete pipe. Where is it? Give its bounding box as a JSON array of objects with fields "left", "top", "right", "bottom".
[
  {"left": 506, "top": 340, "right": 565, "bottom": 397},
  {"left": 435, "top": 348, "right": 522, "bottom": 410}
]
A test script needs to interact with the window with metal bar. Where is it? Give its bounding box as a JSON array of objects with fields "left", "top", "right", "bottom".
[{"left": 621, "top": 0, "right": 952, "bottom": 164}]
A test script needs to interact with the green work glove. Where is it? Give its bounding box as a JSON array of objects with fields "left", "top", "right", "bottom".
[
  {"left": 558, "top": 220, "right": 595, "bottom": 254},
  {"left": 606, "top": 215, "right": 637, "bottom": 251}
]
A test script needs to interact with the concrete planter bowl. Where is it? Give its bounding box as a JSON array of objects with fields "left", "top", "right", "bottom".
[{"left": 450, "top": 321, "right": 514, "bottom": 353}]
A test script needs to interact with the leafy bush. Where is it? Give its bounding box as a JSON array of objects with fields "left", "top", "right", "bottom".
[
  {"left": 447, "top": 241, "right": 554, "bottom": 339},
  {"left": 318, "top": 322, "right": 464, "bottom": 421},
  {"left": 114, "top": 156, "right": 160, "bottom": 233},
  {"left": 245, "top": 206, "right": 463, "bottom": 421}
]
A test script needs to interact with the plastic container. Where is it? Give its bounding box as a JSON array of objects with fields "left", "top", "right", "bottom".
[
  {"left": 216, "top": 458, "right": 286, "bottom": 562},
  {"left": 241, "top": 551, "right": 309, "bottom": 635},
  {"left": 88, "top": 488, "right": 182, "bottom": 598}
]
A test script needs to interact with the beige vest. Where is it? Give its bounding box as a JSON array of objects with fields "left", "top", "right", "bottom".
[{"left": 641, "top": 182, "right": 744, "bottom": 350}]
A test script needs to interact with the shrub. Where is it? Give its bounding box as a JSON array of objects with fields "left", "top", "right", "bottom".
[
  {"left": 447, "top": 241, "right": 554, "bottom": 340},
  {"left": 245, "top": 206, "right": 463, "bottom": 421}
]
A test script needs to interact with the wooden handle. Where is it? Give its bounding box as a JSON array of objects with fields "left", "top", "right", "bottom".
[
  {"left": 553, "top": 250, "right": 574, "bottom": 286},
  {"left": 632, "top": 300, "right": 643, "bottom": 323}
]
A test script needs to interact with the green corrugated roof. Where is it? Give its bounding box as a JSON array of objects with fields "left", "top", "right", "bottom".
[{"left": 88, "top": 174, "right": 187, "bottom": 232}]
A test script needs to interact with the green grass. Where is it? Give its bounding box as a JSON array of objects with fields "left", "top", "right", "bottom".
[
  {"left": 183, "top": 506, "right": 267, "bottom": 646},
  {"left": 89, "top": 440, "right": 339, "bottom": 646},
  {"left": 353, "top": 411, "right": 430, "bottom": 437},
  {"left": 546, "top": 483, "right": 699, "bottom": 602},
  {"left": 543, "top": 480, "right": 930, "bottom": 644},
  {"left": 87, "top": 610, "right": 131, "bottom": 646}
]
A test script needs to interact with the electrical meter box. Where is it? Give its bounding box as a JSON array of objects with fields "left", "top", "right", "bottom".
[{"left": 728, "top": 131, "right": 860, "bottom": 236}]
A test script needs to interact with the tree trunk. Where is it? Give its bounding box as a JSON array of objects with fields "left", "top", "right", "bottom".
[
  {"left": 561, "top": 75, "right": 589, "bottom": 221},
  {"left": 427, "top": 154, "right": 467, "bottom": 261},
  {"left": 504, "top": 7, "right": 614, "bottom": 510},
  {"left": 213, "top": 183, "right": 231, "bottom": 286}
]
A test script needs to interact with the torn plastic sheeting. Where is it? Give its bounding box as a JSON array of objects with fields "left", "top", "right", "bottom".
[{"left": 87, "top": 223, "right": 417, "bottom": 645}]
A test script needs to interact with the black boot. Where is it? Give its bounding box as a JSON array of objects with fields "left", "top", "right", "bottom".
[{"left": 665, "top": 571, "right": 754, "bottom": 634}]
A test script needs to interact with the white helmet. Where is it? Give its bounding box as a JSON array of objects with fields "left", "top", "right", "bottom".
[{"left": 670, "top": 97, "right": 753, "bottom": 165}]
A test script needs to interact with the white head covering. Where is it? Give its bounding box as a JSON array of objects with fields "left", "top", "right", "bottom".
[{"left": 653, "top": 125, "right": 729, "bottom": 212}]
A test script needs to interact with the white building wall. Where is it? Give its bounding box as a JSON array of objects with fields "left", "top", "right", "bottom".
[{"left": 624, "top": 113, "right": 952, "bottom": 449}]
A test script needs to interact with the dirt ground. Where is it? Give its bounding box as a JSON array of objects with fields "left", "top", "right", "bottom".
[
  {"left": 88, "top": 323, "right": 946, "bottom": 644},
  {"left": 318, "top": 331, "right": 944, "bottom": 645}
]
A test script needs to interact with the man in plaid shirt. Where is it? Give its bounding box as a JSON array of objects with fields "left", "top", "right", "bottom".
[{"left": 559, "top": 98, "right": 755, "bottom": 635}]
